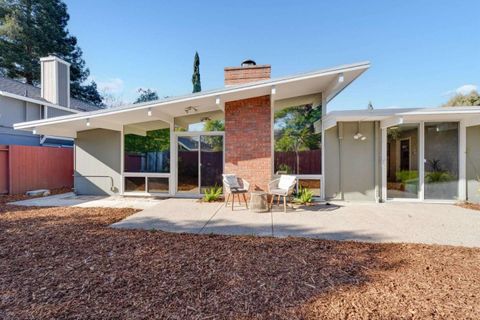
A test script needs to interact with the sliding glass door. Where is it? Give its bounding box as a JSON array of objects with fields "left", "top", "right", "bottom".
[
  {"left": 177, "top": 134, "right": 223, "bottom": 194},
  {"left": 424, "top": 122, "right": 459, "bottom": 200},
  {"left": 384, "top": 121, "right": 460, "bottom": 202},
  {"left": 386, "top": 124, "right": 420, "bottom": 199}
]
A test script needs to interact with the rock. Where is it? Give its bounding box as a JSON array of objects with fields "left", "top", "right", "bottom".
[{"left": 26, "top": 189, "right": 51, "bottom": 197}]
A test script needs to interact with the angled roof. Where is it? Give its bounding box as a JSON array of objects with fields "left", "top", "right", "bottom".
[
  {"left": 14, "top": 61, "right": 371, "bottom": 138},
  {"left": 323, "top": 106, "right": 480, "bottom": 130},
  {"left": 0, "top": 77, "right": 102, "bottom": 112}
]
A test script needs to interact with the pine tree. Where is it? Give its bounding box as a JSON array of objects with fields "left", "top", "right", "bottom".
[
  {"left": 192, "top": 51, "right": 201, "bottom": 93},
  {"left": 0, "top": 0, "right": 103, "bottom": 106}
]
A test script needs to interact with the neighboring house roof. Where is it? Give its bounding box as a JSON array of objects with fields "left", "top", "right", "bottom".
[
  {"left": 0, "top": 77, "right": 101, "bottom": 112},
  {"left": 14, "top": 61, "right": 371, "bottom": 137}
]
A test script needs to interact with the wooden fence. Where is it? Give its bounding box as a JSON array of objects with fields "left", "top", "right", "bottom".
[
  {"left": 0, "top": 145, "right": 73, "bottom": 195},
  {"left": 274, "top": 149, "right": 321, "bottom": 174}
]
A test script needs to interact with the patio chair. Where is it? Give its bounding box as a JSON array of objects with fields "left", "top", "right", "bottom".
[
  {"left": 268, "top": 175, "right": 297, "bottom": 212},
  {"left": 222, "top": 174, "right": 250, "bottom": 210}
]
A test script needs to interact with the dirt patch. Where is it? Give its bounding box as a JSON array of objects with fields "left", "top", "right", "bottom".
[{"left": 0, "top": 204, "right": 479, "bottom": 319}]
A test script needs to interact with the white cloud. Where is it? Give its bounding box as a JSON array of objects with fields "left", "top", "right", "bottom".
[
  {"left": 444, "top": 84, "right": 478, "bottom": 96},
  {"left": 455, "top": 84, "right": 477, "bottom": 95},
  {"left": 96, "top": 78, "right": 124, "bottom": 94}
]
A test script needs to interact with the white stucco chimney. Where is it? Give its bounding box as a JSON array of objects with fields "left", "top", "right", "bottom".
[{"left": 40, "top": 56, "right": 71, "bottom": 108}]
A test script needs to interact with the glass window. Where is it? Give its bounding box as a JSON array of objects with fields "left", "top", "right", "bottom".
[
  {"left": 297, "top": 179, "right": 321, "bottom": 197},
  {"left": 424, "top": 122, "right": 459, "bottom": 200},
  {"left": 386, "top": 124, "right": 420, "bottom": 199},
  {"left": 177, "top": 136, "right": 200, "bottom": 193},
  {"left": 125, "top": 177, "right": 146, "bottom": 192},
  {"left": 124, "top": 122, "right": 170, "bottom": 173},
  {"left": 274, "top": 104, "right": 321, "bottom": 174},
  {"left": 147, "top": 177, "right": 169, "bottom": 193}
]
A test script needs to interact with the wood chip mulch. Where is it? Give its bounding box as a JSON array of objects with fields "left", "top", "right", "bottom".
[
  {"left": 458, "top": 202, "right": 480, "bottom": 212},
  {"left": 0, "top": 204, "right": 479, "bottom": 319}
]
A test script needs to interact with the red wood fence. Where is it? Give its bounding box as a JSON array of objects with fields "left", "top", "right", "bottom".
[
  {"left": 274, "top": 149, "right": 321, "bottom": 174},
  {"left": 0, "top": 145, "right": 73, "bottom": 195}
]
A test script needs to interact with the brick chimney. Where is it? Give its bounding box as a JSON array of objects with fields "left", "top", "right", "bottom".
[{"left": 224, "top": 60, "right": 271, "bottom": 86}]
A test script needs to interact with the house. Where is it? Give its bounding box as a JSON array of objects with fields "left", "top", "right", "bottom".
[
  {"left": 0, "top": 56, "right": 102, "bottom": 147},
  {"left": 13, "top": 60, "right": 480, "bottom": 203}
]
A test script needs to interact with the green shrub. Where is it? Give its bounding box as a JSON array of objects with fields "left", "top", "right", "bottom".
[
  {"left": 202, "top": 185, "right": 222, "bottom": 202},
  {"left": 425, "top": 171, "right": 454, "bottom": 183},
  {"left": 295, "top": 187, "right": 314, "bottom": 205},
  {"left": 395, "top": 170, "right": 419, "bottom": 184}
]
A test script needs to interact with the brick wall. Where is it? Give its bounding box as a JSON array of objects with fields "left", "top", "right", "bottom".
[
  {"left": 224, "top": 65, "right": 271, "bottom": 86},
  {"left": 224, "top": 95, "right": 272, "bottom": 191}
]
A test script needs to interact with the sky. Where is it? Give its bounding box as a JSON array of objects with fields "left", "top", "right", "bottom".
[{"left": 64, "top": 0, "right": 480, "bottom": 111}]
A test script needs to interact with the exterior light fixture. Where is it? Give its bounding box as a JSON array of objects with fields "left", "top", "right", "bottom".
[
  {"left": 32, "top": 127, "right": 37, "bottom": 135},
  {"left": 338, "top": 73, "right": 345, "bottom": 83},
  {"left": 185, "top": 106, "right": 198, "bottom": 114},
  {"left": 86, "top": 118, "right": 91, "bottom": 127},
  {"left": 271, "top": 86, "right": 276, "bottom": 95},
  {"left": 215, "top": 96, "right": 221, "bottom": 105},
  {"left": 147, "top": 108, "right": 152, "bottom": 116}
]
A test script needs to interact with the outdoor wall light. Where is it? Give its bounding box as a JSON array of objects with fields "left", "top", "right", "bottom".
[
  {"left": 215, "top": 96, "right": 221, "bottom": 105},
  {"left": 86, "top": 119, "right": 91, "bottom": 127},
  {"left": 271, "top": 86, "right": 276, "bottom": 95},
  {"left": 147, "top": 108, "right": 152, "bottom": 116},
  {"left": 32, "top": 127, "right": 37, "bottom": 135}
]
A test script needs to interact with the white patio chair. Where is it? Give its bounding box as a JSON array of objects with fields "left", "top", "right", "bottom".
[
  {"left": 222, "top": 174, "right": 250, "bottom": 210},
  {"left": 268, "top": 175, "right": 297, "bottom": 212}
]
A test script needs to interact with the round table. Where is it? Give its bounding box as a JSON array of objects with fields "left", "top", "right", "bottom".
[{"left": 249, "top": 191, "right": 270, "bottom": 213}]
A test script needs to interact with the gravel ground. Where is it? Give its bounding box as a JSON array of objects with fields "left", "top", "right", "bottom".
[{"left": 1, "top": 197, "right": 479, "bottom": 319}]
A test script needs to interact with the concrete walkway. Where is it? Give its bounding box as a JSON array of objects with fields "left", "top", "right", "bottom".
[
  {"left": 10, "top": 194, "right": 480, "bottom": 247},
  {"left": 111, "top": 199, "right": 480, "bottom": 247}
]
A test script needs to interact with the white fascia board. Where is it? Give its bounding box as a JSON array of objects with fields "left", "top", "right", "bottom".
[
  {"left": 14, "top": 61, "right": 370, "bottom": 131},
  {"left": 0, "top": 91, "right": 80, "bottom": 114},
  {"left": 323, "top": 115, "right": 338, "bottom": 130},
  {"left": 380, "top": 116, "right": 404, "bottom": 129}
]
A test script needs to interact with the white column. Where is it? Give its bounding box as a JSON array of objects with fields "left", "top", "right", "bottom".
[
  {"left": 321, "top": 93, "right": 327, "bottom": 200},
  {"left": 169, "top": 122, "right": 176, "bottom": 196},
  {"left": 381, "top": 127, "right": 387, "bottom": 201},
  {"left": 459, "top": 120, "right": 467, "bottom": 201},
  {"left": 419, "top": 122, "right": 425, "bottom": 201}
]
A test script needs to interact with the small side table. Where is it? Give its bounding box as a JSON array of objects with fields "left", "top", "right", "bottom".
[{"left": 249, "top": 191, "right": 270, "bottom": 213}]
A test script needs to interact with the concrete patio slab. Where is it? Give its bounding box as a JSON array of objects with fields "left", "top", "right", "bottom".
[
  {"left": 112, "top": 198, "right": 222, "bottom": 234},
  {"left": 9, "top": 194, "right": 480, "bottom": 247},
  {"left": 200, "top": 204, "right": 273, "bottom": 236},
  {"left": 9, "top": 192, "right": 164, "bottom": 210}
]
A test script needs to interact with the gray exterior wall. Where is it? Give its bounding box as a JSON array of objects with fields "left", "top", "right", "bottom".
[
  {"left": 0, "top": 95, "right": 74, "bottom": 146},
  {"left": 325, "top": 121, "right": 380, "bottom": 201},
  {"left": 74, "top": 129, "right": 122, "bottom": 195},
  {"left": 466, "top": 125, "right": 480, "bottom": 203},
  {"left": 57, "top": 62, "right": 69, "bottom": 107}
]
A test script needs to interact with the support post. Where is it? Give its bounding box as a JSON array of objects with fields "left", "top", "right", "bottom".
[
  {"left": 321, "top": 93, "right": 327, "bottom": 200},
  {"left": 459, "top": 120, "right": 467, "bottom": 201}
]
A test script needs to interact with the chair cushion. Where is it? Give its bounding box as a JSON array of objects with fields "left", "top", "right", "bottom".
[
  {"left": 223, "top": 174, "right": 240, "bottom": 188},
  {"left": 278, "top": 175, "right": 296, "bottom": 190},
  {"left": 270, "top": 188, "right": 289, "bottom": 196}
]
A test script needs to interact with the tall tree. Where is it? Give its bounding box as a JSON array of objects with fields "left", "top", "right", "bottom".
[
  {"left": 0, "top": 0, "right": 103, "bottom": 106},
  {"left": 192, "top": 51, "right": 201, "bottom": 93},
  {"left": 443, "top": 90, "right": 480, "bottom": 107},
  {"left": 134, "top": 88, "right": 159, "bottom": 104}
]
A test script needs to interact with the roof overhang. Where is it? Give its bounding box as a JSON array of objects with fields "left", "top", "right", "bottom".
[
  {"left": 14, "top": 61, "right": 370, "bottom": 138},
  {"left": 323, "top": 106, "right": 480, "bottom": 130}
]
